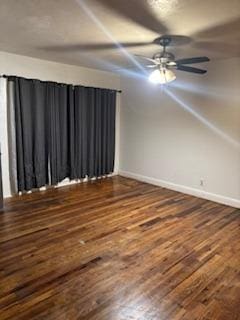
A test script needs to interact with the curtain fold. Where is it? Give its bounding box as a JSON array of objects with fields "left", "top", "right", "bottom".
[
  {"left": 13, "top": 78, "right": 49, "bottom": 191},
  {"left": 47, "top": 82, "right": 74, "bottom": 184},
  {"left": 87, "top": 88, "right": 116, "bottom": 177},
  {"left": 74, "top": 86, "right": 88, "bottom": 179},
  {"left": 6, "top": 76, "right": 117, "bottom": 193}
]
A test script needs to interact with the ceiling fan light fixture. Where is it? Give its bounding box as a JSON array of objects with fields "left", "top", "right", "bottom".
[
  {"left": 167, "top": 61, "right": 177, "bottom": 66},
  {"left": 149, "top": 68, "right": 176, "bottom": 84}
]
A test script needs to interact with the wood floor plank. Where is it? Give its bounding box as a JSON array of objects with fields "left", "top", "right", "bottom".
[{"left": 0, "top": 176, "right": 239, "bottom": 319}]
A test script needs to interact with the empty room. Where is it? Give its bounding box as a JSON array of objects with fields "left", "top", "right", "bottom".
[{"left": 0, "top": 0, "right": 240, "bottom": 319}]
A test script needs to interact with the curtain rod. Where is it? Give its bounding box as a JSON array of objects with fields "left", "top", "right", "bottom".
[{"left": 0, "top": 74, "right": 122, "bottom": 93}]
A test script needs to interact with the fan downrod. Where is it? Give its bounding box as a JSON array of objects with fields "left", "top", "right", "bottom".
[{"left": 153, "top": 36, "right": 174, "bottom": 61}]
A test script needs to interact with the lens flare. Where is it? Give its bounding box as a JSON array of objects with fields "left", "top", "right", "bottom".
[
  {"left": 164, "top": 88, "right": 240, "bottom": 149},
  {"left": 75, "top": 0, "right": 147, "bottom": 75}
]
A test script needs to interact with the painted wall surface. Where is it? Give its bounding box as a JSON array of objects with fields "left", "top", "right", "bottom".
[
  {"left": 0, "top": 51, "right": 121, "bottom": 197},
  {"left": 119, "top": 58, "right": 240, "bottom": 207}
]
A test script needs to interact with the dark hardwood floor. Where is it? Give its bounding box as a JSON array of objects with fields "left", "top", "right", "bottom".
[{"left": 0, "top": 176, "right": 239, "bottom": 320}]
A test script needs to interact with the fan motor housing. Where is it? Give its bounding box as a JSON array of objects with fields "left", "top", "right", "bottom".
[{"left": 153, "top": 52, "right": 175, "bottom": 63}]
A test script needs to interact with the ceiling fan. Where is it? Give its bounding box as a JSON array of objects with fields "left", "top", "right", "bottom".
[{"left": 134, "top": 35, "right": 210, "bottom": 84}]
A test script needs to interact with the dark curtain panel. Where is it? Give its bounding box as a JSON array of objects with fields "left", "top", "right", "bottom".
[
  {"left": 13, "top": 77, "right": 48, "bottom": 191},
  {"left": 46, "top": 83, "right": 74, "bottom": 184},
  {"left": 73, "top": 86, "right": 88, "bottom": 179},
  {"left": 73, "top": 87, "right": 116, "bottom": 179},
  {"left": 7, "top": 76, "right": 117, "bottom": 192},
  {"left": 87, "top": 88, "right": 116, "bottom": 177}
]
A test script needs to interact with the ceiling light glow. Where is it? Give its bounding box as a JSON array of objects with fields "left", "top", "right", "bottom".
[{"left": 149, "top": 68, "right": 176, "bottom": 84}]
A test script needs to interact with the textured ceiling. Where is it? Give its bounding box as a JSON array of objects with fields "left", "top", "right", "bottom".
[{"left": 0, "top": 0, "right": 239, "bottom": 72}]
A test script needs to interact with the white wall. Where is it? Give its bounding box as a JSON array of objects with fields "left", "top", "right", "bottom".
[
  {"left": 0, "top": 51, "right": 121, "bottom": 198},
  {"left": 119, "top": 58, "right": 240, "bottom": 208}
]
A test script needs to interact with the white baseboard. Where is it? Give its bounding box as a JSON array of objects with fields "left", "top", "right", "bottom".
[{"left": 119, "top": 170, "right": 240, "bottom": 209}]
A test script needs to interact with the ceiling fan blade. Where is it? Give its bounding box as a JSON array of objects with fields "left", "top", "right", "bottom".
[
  {"left": 98, "top": 0, "right": 169, "bottom": 34},
  {"left": 193, "top": 17, "right": 240, "bottom": 40},
  {"left": 175, "top": 56, "right": 210, "bottom": 64},
  {"left": 176, "top": 65, "right": 207, "bottom": 74},
  {"left": 145, "top": 65, "right": 158, "bottom": 68},
  {"left": 134, "top": 54, "right": 158, "bottom": 64},
  {"left": 42, "top": 41, "right": 153, "bottom": 52}
]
